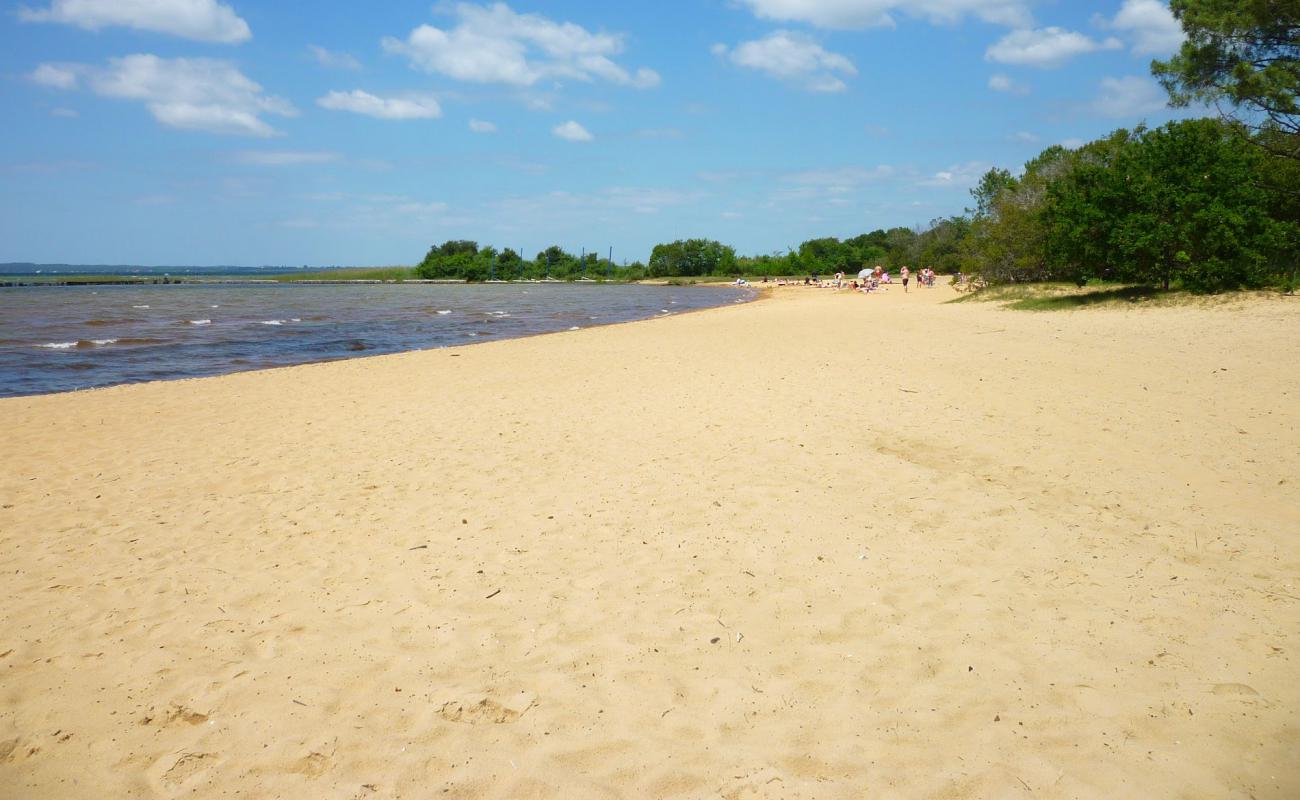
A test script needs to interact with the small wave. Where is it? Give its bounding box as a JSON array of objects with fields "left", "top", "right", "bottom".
[
  {"left": 211, "top": 305, "right": 220, "bottom": 309},
  {"left": 436, "top": 310, "right": 452, "bottom": 315},
  {"left": 569, "top": 326, "right": 581, "bottom": 331},
  {"left": 37, "top": 338, "right": 117, "bottom": 350},
  {"left": 486, "top": 311, "right": 510, "bottom": 317},
  {"left": 187, "top": 319, "right": 212, "bottom": 325},
  {"left": 290, "top": 318, "right": 301, "bottom": 323},
  {"left": 259, "top": 320, "right": 284, "bottom": 326},
  {"left": 132, "top": 305, "right": 150, "bottom": 309}
]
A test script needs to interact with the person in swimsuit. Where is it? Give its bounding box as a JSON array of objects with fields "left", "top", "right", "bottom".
[{"left": 901, "top": 265, "right": 910, "bottom": 292}]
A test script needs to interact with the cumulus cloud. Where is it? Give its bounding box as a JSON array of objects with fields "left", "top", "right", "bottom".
[
  {"left": 986, "top": 27, "right": 1121, "bottom": 68},
  {"left": 552, "top": 120, "right": 593, "bottom": 142},
  {"left": 1090, "top": 75, "right": 1168, "bottom": 118},
  {"left": 988, "top": 73, "right": 1029, "bottom": 95},
  {"left": 382, "top": 2, "right": 659, "bottom": 90},
  {"left": 18, "top": 0, "right": 250, "bottom": 43},
  {"left": 317, "top": 89, "right": 442, "bottom": 120},
  {"left": 308, "top": 45, "right": 361, "bottom": 70},
  {"left": 734, "top": 0, "right": 1032, "bottom": 29},
  {"left": 30, "top": 63, "right": 79, "bottom": 89},
  {"left": 31, "top": 54, "right": 295, "bottom": 137},
  {"left": 1105, "top": 0, "right": 1184, "bottom": 55},
  {"left": 716, "top": 31, "right": 856, "bottom": 93},
  {"left": 468, "top": 118, "right": 497, "bottom": 133}
]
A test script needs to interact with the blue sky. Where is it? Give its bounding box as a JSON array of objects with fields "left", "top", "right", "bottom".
[{"left": 2, "top": 0, "right": 1192, "bottom": 266}]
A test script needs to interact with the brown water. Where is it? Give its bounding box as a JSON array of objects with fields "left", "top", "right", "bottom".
[{"left": 0, "top": 283, "right": 751, "bottom": 397}]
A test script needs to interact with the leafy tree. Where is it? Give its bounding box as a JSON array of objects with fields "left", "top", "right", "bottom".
[
  {"left": 969, "top": 167, "right": 1017, "bottom": 217},
  {"left": 1152, "top": 0, "right": 1300, "bottom": 155},
  {"left": 648, "top": 239, "right": 737, "bottom": 277},
  {"left": 1046, "top": 120, "right": 1284, "bottom": 291}
]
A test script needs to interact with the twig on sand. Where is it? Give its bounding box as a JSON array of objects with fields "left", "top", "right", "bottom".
[
  {"left": 408, "top": 544, "right": 428, "bottom": 550},
  {"left": 899, "top": 387, "right": 919, "bottom": 394},
  {"left": 1016, "top": 776, "right": 1033, "bottom": 793},
  {"left": 485, "top": 588, "right": 502, "bottom": 599}
]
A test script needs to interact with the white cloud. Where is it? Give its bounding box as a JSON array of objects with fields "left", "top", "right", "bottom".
[
  {"left": 553, "top": 120, "right": 593, "bottom": 142},
  {"left": 469, "top": 118, "right": 497, "bottom": 133},
  {"left": 918, "top": 161, "right": 992, "bottom": 188},
  {"left": 50, "top": 107, "right": 79, "bottom": 118},
  {"left": 1090, "top": 75, "right": 1168, "bottom": 118},
  {"left": 18, "top": 0, "right": 250, "bottom": 43},
  {"left": 1060, "top": 137, "right": 1086, "bottom": 149},
  {"left": 988, "top": 73, "right": 1029, "bottom": 95},
  {"left": 717, "top": 31, "right": 856, "bottom": 93},
  {"left": 382, "top": 3, "right": 659, "bottom": 90},
  {"left": 317, "top": 89, "right": 442, "bottom": 120},
  {"left": 1106, "top": 0, "right": 1184, "bottom": 55},
  {"left": 32, "top": 54, "right": 295, "bottom": 137},
  {"left": 1011, "top": 131, "right": 1040, "bottom": 143},
  {"left": 308, "top": 45, "right": 361, "bottom": 70},
  {"left": 234, "top": 151, "right": 339, "bottom": 166},
  {"left": 987, "top": 27, "right": 1121, "bottom": 68},
  {"left": 734, "top": 0, "right": 1032, "bottom": 29},
  {"left": 30, "top": 63, "right": 79, "bottom": 89}
]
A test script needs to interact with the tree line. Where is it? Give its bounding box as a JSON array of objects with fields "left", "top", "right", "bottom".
[
  {"left": 416, "top": 2, "right": 1296, "bottom": 293},
  {"left": 417, "top": 117, "right": 1296, "bottom": 292}
]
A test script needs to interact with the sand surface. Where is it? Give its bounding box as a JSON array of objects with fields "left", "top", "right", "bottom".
[{"left": 2, "top": 284, "right": 1297, "bottom": 799}]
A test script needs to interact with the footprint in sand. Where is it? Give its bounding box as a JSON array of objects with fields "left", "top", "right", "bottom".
[
  {"left": 140, "top": 704, "right": 209, "bottom": 727},
  {"left": 0, "top": 737, "right": 40, "bottom": 764},
  {"left": 1210, "top": 682, "right": 1259, "bottom": 696},
  {"left": 155, "top": 751, "right": 218, "bottom": 792},
  {"left": 288, "top": 751, "right": 331, "bottom": 778},
  {"left": 438, "top": 692, "right": 535, "bottom": 724}
]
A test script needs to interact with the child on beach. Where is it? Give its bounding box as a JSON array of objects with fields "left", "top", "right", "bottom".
[{"left": 901, "top": 266, "right": 910, "bottom": 292}]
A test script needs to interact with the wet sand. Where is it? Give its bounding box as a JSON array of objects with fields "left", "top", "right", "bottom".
[{"left": 2, "top": 283, "right": 1297, "bottom": 798}]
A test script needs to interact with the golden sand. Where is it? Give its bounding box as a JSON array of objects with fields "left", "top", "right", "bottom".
[{"left": 1, "top": 284, "right": 1297, "bottom": 798}]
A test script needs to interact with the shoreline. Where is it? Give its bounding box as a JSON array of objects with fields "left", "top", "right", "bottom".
[
  {"left": 2, "top": 284, "right": 1296, "bottom": 797},
  {"left": 1, "top": 282, "right": 759, "bottom": 401}
]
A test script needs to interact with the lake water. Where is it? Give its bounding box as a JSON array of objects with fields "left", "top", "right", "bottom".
[{"left": 0, "top": 283, "right": 751, "bottom": 398}]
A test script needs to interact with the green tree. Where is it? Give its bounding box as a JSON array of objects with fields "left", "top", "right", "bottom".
[
  {"left": 1152, "top": 0, "right": 1300, "bottom": 154},
  {"left": 648, "top": 239, "right": 737, "bottom": 277},
  {"left": 969, "top": 167, "right": 1017, "bottom": 217},
  {"left": 1046, "top": 120, "right": 1283, "bottom": 291}
]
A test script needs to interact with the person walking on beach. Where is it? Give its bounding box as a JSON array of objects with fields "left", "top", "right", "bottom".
[{"left": 901, "top": 265, "right": 910, "bottom": 293}]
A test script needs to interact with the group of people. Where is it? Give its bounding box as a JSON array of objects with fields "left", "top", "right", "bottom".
[{"left": 763, "top": 267, "right": 938, "bottom": 293}]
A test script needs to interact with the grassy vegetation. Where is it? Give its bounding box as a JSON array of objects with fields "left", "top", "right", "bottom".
[
  {"left": 272, "top": 267, "right": 416, "bottom": 282},
  {"left": 950, "top": 281, "right": 1290, "bottom": 311}
]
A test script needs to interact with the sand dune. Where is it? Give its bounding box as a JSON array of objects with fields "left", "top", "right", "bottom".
[{"left": 1, "top": 284, "right": 1297, "bottom": 798}]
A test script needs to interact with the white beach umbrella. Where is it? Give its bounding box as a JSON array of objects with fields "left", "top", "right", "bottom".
[{"left": 857, "top": 268, "right": 870, "bottom": 280}]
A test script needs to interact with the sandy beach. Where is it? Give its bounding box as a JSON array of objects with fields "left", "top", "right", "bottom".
[{"left": 2, "top": 283, "right": 1297, "bottom": 799}]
